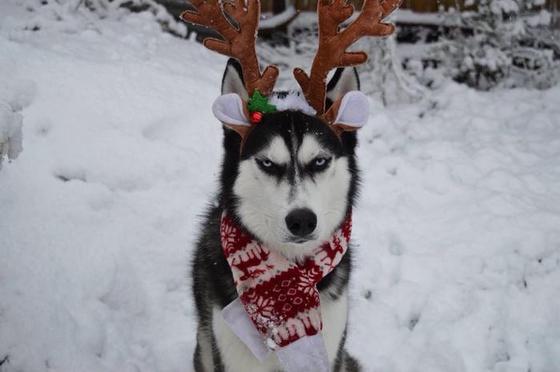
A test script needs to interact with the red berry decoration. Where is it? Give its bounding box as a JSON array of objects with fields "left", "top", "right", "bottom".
[{"left": 251, "top": 111, "right": 263, "bottom": 124}]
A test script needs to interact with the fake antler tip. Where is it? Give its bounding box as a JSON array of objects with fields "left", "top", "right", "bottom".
[
  {"left": 180, "top": 0, "right": 278, "bottom": 97},
  {"left": 293, "top": 0, "right": 402, "bottom": 114}
]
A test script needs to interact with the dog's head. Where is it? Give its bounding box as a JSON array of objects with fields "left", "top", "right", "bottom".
[
  {"left": 182, "top": 0, "right": 400, "bottom": 259},
  {"left": 217, "top": 60, "right": 366, "bottom": 259}
]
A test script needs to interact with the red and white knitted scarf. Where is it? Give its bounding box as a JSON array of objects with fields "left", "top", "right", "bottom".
[{"left": 220, "top": 212, "right": 351, "bottom": 348}]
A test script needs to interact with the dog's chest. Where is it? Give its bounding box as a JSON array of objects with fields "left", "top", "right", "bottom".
[{"left": 211, "top": 290, "right": 349, "bottom": 372}]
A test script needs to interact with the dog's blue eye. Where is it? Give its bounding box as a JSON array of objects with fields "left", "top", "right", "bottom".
[
  {"left": 307, "top": 156, "right": 331, "bottom": 173},
  {"left": 256, "top": 158, "right": 286, "bottom": 177},
  {"left": 315, "top": 158, "right": 326, "bottom": 166},
  {"left": 256, "top": 158, "right": 275, "bottom": 170}
]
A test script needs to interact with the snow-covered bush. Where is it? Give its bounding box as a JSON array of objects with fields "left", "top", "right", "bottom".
[
  {"left": 431, "top": 29, "right": 512, "bottom": 90},
  {"left": 15, "top": 0, "right": 186, "bottom": 36},
  {"left": 358, "top": 36, "right": 427, "bottom": 105},
  {"left": 259, "top": 12, "right": 425, "bottom": 104},
  {"left": 432, "top": 0, "right": 560, "bottom": 90},
  {"left": 257, "top": 13, "right": 331, "bottom": 89}
]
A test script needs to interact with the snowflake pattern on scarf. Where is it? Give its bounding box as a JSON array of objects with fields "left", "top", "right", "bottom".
[{"left": 220, "top": 212, "right": 351, "bottom": 348}]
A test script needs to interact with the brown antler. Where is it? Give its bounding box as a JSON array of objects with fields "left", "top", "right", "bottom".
[
  {"left": 294, "top": 0, "right": 401, "bottom": 114},
  {"left": 181, "top": 0, "right": 279, "bottom": 96}
]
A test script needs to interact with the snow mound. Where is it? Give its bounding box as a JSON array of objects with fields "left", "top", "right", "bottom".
[{"left": 349, "top": 83, "right": 560, "bottom": 372}]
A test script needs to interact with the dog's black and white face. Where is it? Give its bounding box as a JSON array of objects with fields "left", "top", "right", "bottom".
[{"left": 218, "top": 60, "right": 364, "bottom": 260}]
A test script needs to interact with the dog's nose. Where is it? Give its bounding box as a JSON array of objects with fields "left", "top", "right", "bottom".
[{"left": 285, "top": 208, "right": 317, "bottom": 238}]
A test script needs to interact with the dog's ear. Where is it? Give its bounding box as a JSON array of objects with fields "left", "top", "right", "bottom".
[
  {"left": 215, "top": 59, "right": 252, "bottom": 137},
  {"left": 221, "top": 58, "right": 249, "bottom": 101},
  {"left": 323, "top": 89, "right": 369, "bottom": 134},
  {"left": 323, "top": 67, "right": 368, "bottom": 134},
  {"left": 325, "top": 67, "right": 360, "bottom": 111},
  {"left": 212, "top": 93, "right": 252, "bottom": 137}
]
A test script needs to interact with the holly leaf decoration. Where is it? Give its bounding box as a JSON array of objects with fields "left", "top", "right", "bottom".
[{"left": 248, "top": 90, "right": 276, "bottom": 114}]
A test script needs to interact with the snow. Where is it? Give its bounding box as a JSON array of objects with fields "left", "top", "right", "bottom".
[
  {"left": 349, "top": 85, "right": 560, "bottom": 372},
  {"left": 393, "top": 9, "right": 451, "bottom": 26},
  {"left": 1, "top": 1, "right": 560, "bottom": 372},
  {"left": 260, "top": 6, "right": 298, "bottom": 29},
  {"left": 291, "top": 9, "right": 459, "bottom": 29}
]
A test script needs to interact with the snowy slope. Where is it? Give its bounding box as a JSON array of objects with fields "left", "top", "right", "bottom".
[
  {"left": 1, "top": 2, "right": 560, "bottom": 372},
  {"left": 350, "top": 86, "right": 560, "bottom": 372}
]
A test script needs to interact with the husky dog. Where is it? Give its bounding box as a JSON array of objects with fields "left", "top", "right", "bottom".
[
  {"left": 183, "top": 0, "right": 401, "bottom": 368},
  {"left": 191, "top": 59, "right": 363, "bottom": 372}
]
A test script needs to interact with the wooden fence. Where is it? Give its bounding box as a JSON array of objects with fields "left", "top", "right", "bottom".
[
  {"left": 163, "top": 0, "right": 559, "bottom": 30},
  {"left": 273, "top": 0, "right": 560, "bottom": 13}
]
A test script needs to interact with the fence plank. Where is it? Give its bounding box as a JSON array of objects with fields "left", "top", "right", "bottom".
[{"left": 286, "top": 0, "right": 559, "bottom": 13}]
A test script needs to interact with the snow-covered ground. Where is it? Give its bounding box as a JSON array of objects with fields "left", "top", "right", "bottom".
[{"left": 1, "top": 2, "right": 560, "bottom": 371}]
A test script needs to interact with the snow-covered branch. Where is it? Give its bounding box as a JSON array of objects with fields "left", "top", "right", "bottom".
[{"left": 0, "top": 102, "right": 23, "bottom": 170}]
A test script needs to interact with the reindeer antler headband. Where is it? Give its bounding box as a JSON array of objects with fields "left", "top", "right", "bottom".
[
  {"left": 294, "top": 0, "right": 400, "bottom": 114},
  {"left": 181, "top": 0, "right": 279, "bottom": 97},
  {"left": 181, "top": 0, "right": 401, "bottom": 130}
]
